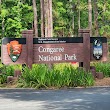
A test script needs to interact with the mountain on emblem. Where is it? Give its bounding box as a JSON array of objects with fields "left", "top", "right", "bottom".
[{"left": 7, "top": 40, "right": 22, "bottom": 62}]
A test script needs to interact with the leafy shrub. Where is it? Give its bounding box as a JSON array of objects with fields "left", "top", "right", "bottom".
[
  {"left": 0, "top": 74, "right": 7, "bottom": 84},
  {"left": 0, "top": 65, "right": 14, "bottom": 84},
  {"left": 18, "top": 64, "right": 94, "bottom": 89},
  {"left": 0, "top": 64, "right": 21, "bottom": 84},
  {"left": 0, "top": 44, "right": 1, "bottom": 57},
  {"left": 92, "top": 62, "right": 110, "bottom": 77}
]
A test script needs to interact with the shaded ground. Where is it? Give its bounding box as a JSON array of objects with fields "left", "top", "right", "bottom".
[{"left": 0, "top": 88, "right": 110, "bottom": 110}]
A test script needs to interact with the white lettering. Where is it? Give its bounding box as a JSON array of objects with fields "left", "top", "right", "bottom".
[
  {"left": 39, "top": 55, "right": 62, "bottom": 61},
  {"left": 38, "top": 46, "right": 64, "bottom": 54},
  {"left": 64, "top": 54, "right": 77, "bottom": 61}
]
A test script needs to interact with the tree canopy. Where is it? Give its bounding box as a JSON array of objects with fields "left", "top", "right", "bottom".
[{"left": 0, "top": 0, "right": 110, "bottom": 38}]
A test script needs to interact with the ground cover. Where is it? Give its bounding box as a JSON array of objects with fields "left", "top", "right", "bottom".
[{"left": 1, "top": 62, "right": 110, "bottom": 89}]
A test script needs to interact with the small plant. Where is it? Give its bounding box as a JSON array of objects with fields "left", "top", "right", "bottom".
[
  {"left": 92, "top": 62, "right": 110, "bottom": 77},
  {"left": 0, "top": 64, "right": 21, "bottom": 84},
  {"left": 0, "top": 74, "right": 7, "bottom": 84}
]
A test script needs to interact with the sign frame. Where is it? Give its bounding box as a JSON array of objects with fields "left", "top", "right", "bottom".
[{"left": 1, "top": 30, "right": 107, "bottom": 71}]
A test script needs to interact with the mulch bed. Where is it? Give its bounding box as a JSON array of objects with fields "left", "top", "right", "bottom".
[{"left": 94, "top": 78, "right": 110, "bottom": 86}]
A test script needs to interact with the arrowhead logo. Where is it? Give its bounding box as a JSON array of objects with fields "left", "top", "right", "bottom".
[{"left": 7, "top": 40, "right": 22, "bottom": 62}]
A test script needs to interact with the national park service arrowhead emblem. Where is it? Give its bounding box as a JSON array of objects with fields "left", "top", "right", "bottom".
[{"left": 7, "top": 40, "right": 22, "bottom": 62}]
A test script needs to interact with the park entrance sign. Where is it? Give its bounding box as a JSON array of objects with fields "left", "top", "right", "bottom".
[
  {"left": 34, "top": 37, "right": 83, "bottom": 63},
  {"left": 1, "top": 29, "right": 108, "bottom": 71}
]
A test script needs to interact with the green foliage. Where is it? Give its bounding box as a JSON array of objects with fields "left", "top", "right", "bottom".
[
  {"left": 18, "top": 64, "right": 94, "bottom": 89},
  {"left": 1, "top": 9, "right": 9, "bottom": 18},
  {"left": 93, "top": 62, "right": 110, "bottom": 77},
  {"left": 0, "top": 0, "right": 33, "bottom": 38},
  {"left": 0, "top": 74, "right": 7, "bottom": 85},
  {"left": 0, "top": 0, "right": 110, "bottom": 38},
  {"left": 0, "top": 64, "right": 21, "bottom": 84},
  {"left": 0, "top": 65, "right": 14, "bottom": 84},
  {"left": 97, "top": 1, "right": 110, "bottom": 37}
]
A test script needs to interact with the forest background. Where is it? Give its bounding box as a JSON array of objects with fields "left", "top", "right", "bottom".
[{"left": 0, "top": 0, "right": 110, "bottom": 38}]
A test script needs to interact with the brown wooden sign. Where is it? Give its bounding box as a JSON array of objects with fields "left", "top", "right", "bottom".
[{"left": 1, "top": 29, "right": 108, "bottom": 71}]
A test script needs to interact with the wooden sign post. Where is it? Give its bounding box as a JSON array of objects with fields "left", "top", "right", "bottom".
[{"left": 78, "top": 29, "right": 90, "bottom": 71}]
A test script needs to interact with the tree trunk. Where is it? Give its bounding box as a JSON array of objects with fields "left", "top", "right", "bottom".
[
  {"left": 0, "top": 0, "right": 1, "bottom": 11},
  {"left": 102, "top": 0, "right": 106, "bottom": 37},
  {"left": 78, "top": 0, "right": 81, "bottom": 29},
  {"left": 72, "top": 15, "right": 75, "bottom": 36},
  {"left": 2, "top": 18, "right": 5, "bottom": 38},
  {"left": 88, "top": 0, "right": 92, "bottom": 36},
  {"left": 40, "top": 0, "right": 45, "bottom": 37},
  {"left": 93, "top": 0, "right": 99, "bottom": 36},
  {"left": 0, "top": 0, "right": 5, "bottom": 38},
  {"left": 43, "top": 0, "right": 53, "bottom": 37},
  {"left": 32, "top": 0, "right": 38, "bottom": 37},
  {"left": 48, "top": 0, "right": 53, "bottom": 37},
  {"left": 44, "top": 0, "right": 48, "bottom": 37}
]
